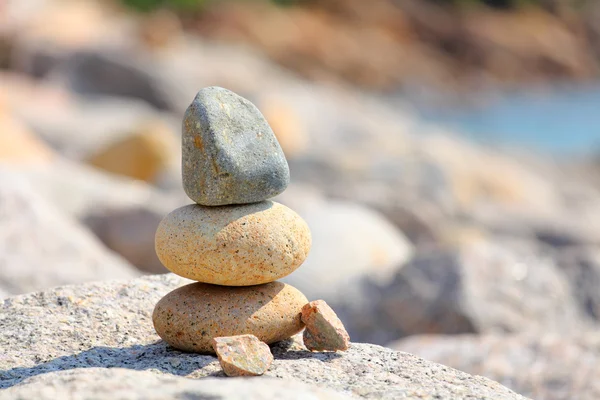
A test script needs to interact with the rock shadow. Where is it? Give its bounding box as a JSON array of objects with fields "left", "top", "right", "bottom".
[
  {"left": 0, "top": 340, "right": 217, "bottom": 389},
  {"left": 270, "top": 338, "right": 343, "bottom": 362},
  {"left": 0, "top": 338, "right": 341, "bottom": 389}
]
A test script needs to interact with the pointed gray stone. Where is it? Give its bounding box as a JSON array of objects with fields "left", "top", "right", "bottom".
[{"left": 182, "top": 86, "right": 289, "bottom": 206}]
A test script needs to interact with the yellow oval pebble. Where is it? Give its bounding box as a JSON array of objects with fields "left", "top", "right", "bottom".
[{"left": 155, "top": 201, "right": 311, "bottom": 286}]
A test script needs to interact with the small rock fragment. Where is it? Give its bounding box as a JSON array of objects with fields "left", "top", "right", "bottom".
[
  {"left": 212, "top": 334, "right": 274, "bottom": 377},
  {"left": 182, "top": 86, "right": 290, "bottom": 206},
  {"left": 301, "top": 300, "right": 350, "bottom": 352}
]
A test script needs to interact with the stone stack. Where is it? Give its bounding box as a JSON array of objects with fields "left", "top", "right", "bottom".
[{"left": 152, "top": 87, "right": 312, "bottom": 354}]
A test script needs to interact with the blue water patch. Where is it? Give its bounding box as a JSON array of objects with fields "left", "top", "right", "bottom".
[{"left": 413, "top": 83, "right": 600, "bottom": 156}]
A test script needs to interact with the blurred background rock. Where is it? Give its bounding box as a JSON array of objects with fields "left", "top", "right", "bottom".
[{"left": 1, "top": 0, "right": 599, "bottom": 399}]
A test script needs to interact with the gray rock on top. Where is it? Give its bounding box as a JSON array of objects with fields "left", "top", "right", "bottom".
[{"left": 182, "top": 86, "right": 290, "bottom": 206}]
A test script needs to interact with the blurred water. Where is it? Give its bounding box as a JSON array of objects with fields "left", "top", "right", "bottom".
[{"left": 414, "top": 83, "right": 600, "bottom": 157}]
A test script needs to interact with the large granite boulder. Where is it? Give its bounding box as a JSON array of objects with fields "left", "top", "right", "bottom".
[
  {"left": 0, "top": 368, "right": 352, "bottom": 400},
  {"left": 0, "top": 274, "right": 527, "bottom": 400},
  {"left": 390, "top": 332, "right": 600, "bottom": 400}
]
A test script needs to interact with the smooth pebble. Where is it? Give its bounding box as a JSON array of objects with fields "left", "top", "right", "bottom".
[
  {"left": 153, "top": 281, "right": 307, "bottom": 353},
  {"left": 155, "top": 201, "right": 311, "bottom": 286}
]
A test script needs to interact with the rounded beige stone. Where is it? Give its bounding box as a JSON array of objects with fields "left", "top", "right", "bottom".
[
  {"left": 152, "top": 281, "right": 307, "bottom": 353},
  {"left": 155, "top": 201, "right": 311, "bottom": 286}
]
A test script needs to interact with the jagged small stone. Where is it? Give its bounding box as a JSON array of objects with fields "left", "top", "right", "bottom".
[
  {"left": 212, "top": 334, "right": 273, "bottom": 377},
  {"left": 302, "top": 300, "right": 350, "bottom": 352},
  {"left": 182, "top": 86, "right": 290, "bottom": 206}
]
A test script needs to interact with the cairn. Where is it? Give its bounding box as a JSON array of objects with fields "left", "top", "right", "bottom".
[{"left": 153, "top": 87, "right": 349, "bottom": 375}]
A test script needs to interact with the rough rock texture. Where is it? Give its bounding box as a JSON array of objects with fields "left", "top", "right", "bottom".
[
  {"left": 302, "top": 300, "right": 350, "bottom": 352},
  {"left": 0, "top": 168, "right": 139, "bottom": 297},
  {"left": 152, "top": 281, "right": 307, "bottom": 353},
  {"left": 360, "top": 238, "right": 587, "bottom": 344},
  {"left": 0, "top": 368, "right": 353, "bottom": 400},
  {"left": 390, "top": 332, "right": 600, "bottom": 400},
  {"left": 155, "top": 201, "right": 311, "bottom": 286},
  {"left": 212, "top": 334, "right": 273, "bottom": 376},
  {"left": 0, "top": 274, "right": 527, "bottom": 400},
  {"left": 182, "top": 86, "right": 289, "bottom": 206}
]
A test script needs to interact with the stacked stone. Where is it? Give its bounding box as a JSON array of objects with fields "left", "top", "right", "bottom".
[{"left": 152, "top": 87, "right": 312, "bottom": 354}]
